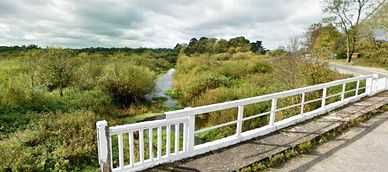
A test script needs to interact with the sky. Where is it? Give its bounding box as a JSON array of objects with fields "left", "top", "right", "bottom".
[{"left": 0, "top": 0, "right": 324, "bottom": 49}]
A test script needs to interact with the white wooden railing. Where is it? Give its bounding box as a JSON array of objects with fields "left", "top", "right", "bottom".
[{"left": 96, "top": 74, "right": 388, "bottom": 172}]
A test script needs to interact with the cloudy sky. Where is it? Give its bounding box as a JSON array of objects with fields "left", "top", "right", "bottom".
[{"left": 0, "top": 0, "right": 324, "bottom": 49}]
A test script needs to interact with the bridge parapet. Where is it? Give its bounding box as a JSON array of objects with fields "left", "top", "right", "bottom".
[{"left": 96, "top": 74, "right": 388, "bottom": 172}]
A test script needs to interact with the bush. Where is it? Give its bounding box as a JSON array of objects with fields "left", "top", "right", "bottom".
[
  {"left": 0, "top": 75, "right": 32, "bottom": 113},
  {"left": 0, "top": 111, "right": 101, "bottom": 171},
  {"left": 180, "top": 73, "right": 233, "bottom": 104},
  {"left": 214, "top": 61, "right": 251, "bottom": 78},
  {"left": 75, "top": 62, "right": 104, "bottom": 90},
  {"left": 101, "top": 63, "right": 156, "bottom": 106}
]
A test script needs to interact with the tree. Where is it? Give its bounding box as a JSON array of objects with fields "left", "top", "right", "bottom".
[
  {"left": 322, "top": 0, "right": 386, "bottom": 62},
  {"left": 182, "top": 36, "right": 266, "bottom": 55},
  {"left": 304, "top": 23, "right": 323, "bottom": 54},
  {"left": 287, "top": 35, "right": 303, "bottom": 55},
  {"left": 174, "top": 43, "right": 186, "bottom": 53},
  {"left": 250, "top": 41, "right": 266, "bottom": 54},
  {"left": 312, "top": 25, "right": 343, "bottom": 58},
  {"left": 184, "top": 38, "right": 198, "bottom": 55},
  {"left": 228, "top": 36, "right": 251, "bottom": 52},
  {"left": 273, "top": 36, "right": 305, "bottom": 89},
  {"left": 38, "top": 49, "right": 78, "bottom": 96},
  {"left": 213, "top": 39, "right": 229, "bottom": 53}
]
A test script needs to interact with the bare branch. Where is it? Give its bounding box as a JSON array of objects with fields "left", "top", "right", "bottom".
[{"left": 362, "top": 0, "right": 387, "bottom": 21}]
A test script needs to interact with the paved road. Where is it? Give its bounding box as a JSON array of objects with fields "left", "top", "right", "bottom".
[
  {"left": 329, "top": 62, "right": 388, "bottom": 76},
  {"left": 269, "top": 62, "right": 388, "bottom": 172},
  {"left": 269, "top": 111, "right": 388, "bottom": 172}
]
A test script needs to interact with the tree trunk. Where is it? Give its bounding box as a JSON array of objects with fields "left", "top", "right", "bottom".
[
  {"left": 346, "top": 35, "right": 352, "bottom": 63},
  {"left": 60, "top": 87, "right": 63, "bottom": 97}
]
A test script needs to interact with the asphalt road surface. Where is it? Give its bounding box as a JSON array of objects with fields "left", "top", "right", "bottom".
[
  {"left": 269, "top": 112, "right": 388, "bottom": 172},
  {"left": 329, "top": 62, "right": 387, "bottom": 76}
]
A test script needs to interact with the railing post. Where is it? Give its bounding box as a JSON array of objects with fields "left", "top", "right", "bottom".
[
  {"left": 269, "top": 98, "right": 277, "bottom": 126},
  {"left": 355, "top": 80, "right": 360, "bottom": 96},
  {"left": 341, "top": 83, "right": 346, "bottom": 101},
  {"left": 236, "top": 105, "right": 244, "bottom": 138},
  {"left": 366, "top": 76, "right": 373, "bottom": 95},
  {"left": 386, "top": 75, "right": 388, "bottom": 91},
  {"left": 367, "top": 74, "right": 378, "bottom": 95},
  {"left": 300, "top": 92, "right": 305, "bottom": 115},
  {"left": 373, "top": 74, "right": 379, "bottom": 93},
  {"left": 187, "top": 114, "right": 195, "bottom": 152},
  {"left": 321, "top": 87, "right": 327, "bottom": 107},
  {"left": 96, "top": 120, "right": 112, "bottom": 172},
  {"left": 184, "top": 107, "right": 195, "bottom": 153}
]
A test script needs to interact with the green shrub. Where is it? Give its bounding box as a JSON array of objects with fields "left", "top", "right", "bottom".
[
  {"left": 0, "top": 75, "right": 31, "bottom": 113},
  {"left": 75, "top": 62, "right": 104, "bottom": 90},
  {"left": 180, "top": 73, "right": 233, "bottom": 104},
  {"left": 214, "top": 61, "right": 251, "bottom": 78},
  {"left": 0, "top": 111, "right": 101, "bottom": 171},
  {"left": 101, "top": 63, "right": 156, "bottom": 106}
]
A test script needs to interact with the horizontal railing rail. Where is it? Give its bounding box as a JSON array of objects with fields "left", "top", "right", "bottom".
[{"left": 96, "top": 74, "right": 388, "bottom": 172}]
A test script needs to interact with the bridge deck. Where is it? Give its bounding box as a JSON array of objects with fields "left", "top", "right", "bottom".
[{"left": 151, "top": 91, "right": 388, "bottom": 172}]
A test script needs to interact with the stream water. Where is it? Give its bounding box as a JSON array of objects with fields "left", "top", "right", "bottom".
[
  {"left": 150, "top": 68, "right": 177, "bottom": 108},
  {"left": 143, "top": 68, "right": 206, "bottom": 144}
]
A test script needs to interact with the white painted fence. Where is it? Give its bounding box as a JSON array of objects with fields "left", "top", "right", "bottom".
[{"left": 96, "top": 74, "right": 388, "bottom": 172}]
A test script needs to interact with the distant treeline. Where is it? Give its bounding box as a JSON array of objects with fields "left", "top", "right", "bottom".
[
  {"left": 0, "top": 44, "right": 39, "bottom": 52},
  {"left": 0, "top": 45, "right": 177, "bottom": 55},
  {"left": 175, "top": 36, "right": 267, "bottom": 56}
]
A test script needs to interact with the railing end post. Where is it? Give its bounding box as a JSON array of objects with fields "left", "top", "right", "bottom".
[
  {"left": 96, "top": 120, "right": 112, "bottom": 172},
  {"left": 96, "top": 120, "right": 108, "bottom": 128}
]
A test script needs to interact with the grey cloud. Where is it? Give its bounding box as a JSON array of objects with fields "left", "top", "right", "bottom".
[{"left": 0, "top": 0, "right": 322, "bottom": 49}]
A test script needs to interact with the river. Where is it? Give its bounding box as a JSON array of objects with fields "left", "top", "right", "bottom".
[
  {"left": 148, "top": 68, "right": 177, "bottom": 108},
  {"left": 144, "top": 68, "right": 206, "bottom": 144}
]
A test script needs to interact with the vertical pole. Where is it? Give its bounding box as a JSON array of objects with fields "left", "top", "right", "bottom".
[
  {"left": 366, "top": 76, "right": 373, "bottom": 95},
  {"left": 300, "top": 92, "right": 305, "bottom": 115},
  {"left": 129, "top": 131, "right": 134, "bottom": 167},
  {"left": 386, "top": 75, "right": 388, "bottom": 91},
  {"left": 175, "top": 124, "right": 179, "bottom": 154},
  {"left": 157, "top": 127, "right": 162, "bottom": 159},
  {"left": 321, "top": 87, "right": 327, "bottom": 107},
  {"left": 236, "top": 105, "right": 244, "bottom": 138},
  {"left": 166, "top": 125, "right": 171, "bottom": 157},
  {"left": 187, "top": 115, "right": 195, "bottom": 152},
  {"left": 372, "top": 74, "right": 378, "bottom": 94},
  {"left": 139, "top": 130, "right": 144, "bottom": 164},
  {"left": 355, "top": 80, "right": 360, "bottom": 96},
  {"left": 341, "top": 83, "right": 346, "bottom": 101},
  {"left": 118, "top": 133, "right": 124, "bottom": 169},
  {"left": 183, "top": 122, "right": 187, "bottom": 153},
  {"left": 149, "top": 128, "right": 153, "bottom": 161},
  {"left": 269, "top": 98, "right": 277, "bottom": 126},
  {"left": 96, "top": 120, "right": 112, "bottom": 172},
  {"left": 367, "top": 74, "right": 379, "bottom": 95}
]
